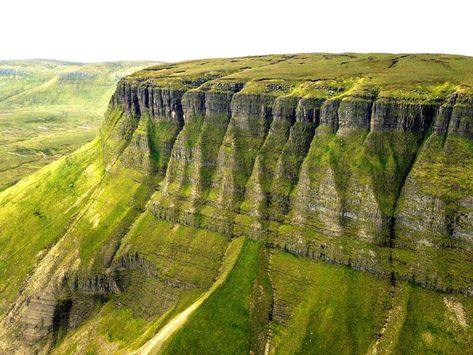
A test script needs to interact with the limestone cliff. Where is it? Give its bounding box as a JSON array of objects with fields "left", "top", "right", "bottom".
[{"left": 106, "top": 60, "right": 473, "bottom": 296}]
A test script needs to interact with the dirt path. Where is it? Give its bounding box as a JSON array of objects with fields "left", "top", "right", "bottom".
[{"left": 134, "top": 237, "right": 245, "bottom": 355}]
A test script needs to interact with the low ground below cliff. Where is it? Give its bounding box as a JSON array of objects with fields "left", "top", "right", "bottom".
[{"left": 0, "top": 59, "right": 156, "bottom": 190}]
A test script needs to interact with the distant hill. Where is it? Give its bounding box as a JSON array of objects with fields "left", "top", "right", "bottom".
[{"left": 0, "top": 59, "right": 157, "bottom": 190}]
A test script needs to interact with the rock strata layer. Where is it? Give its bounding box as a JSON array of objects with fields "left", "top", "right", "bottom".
[{"left": 107, "top": 73, "right": 473, "bottom": 296}]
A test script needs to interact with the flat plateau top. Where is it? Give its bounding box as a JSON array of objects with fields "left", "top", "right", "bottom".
[{"left": 127, "top": 53, "right": 473, "bottom": 101}]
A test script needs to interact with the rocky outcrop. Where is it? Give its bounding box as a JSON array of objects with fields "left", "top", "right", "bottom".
[
  {"left": 110, "top": 82, "right": 185, "bottom": 123},
  {"left": 370, "top": 100, "right": 436, "bottom": 131},
  {"left": 104, "top": 78, "right": 472, "bottom": 296}
]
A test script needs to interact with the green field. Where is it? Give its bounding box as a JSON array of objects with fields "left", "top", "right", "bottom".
[
  {"left": 129, "top": 53, "right": 473, "bottom": 98},
  {"left": 0, "top": 59, "right": 155, "bottom": 190},
  {"left": 270, "top": 252, "right": 473, "bottom": 355}
]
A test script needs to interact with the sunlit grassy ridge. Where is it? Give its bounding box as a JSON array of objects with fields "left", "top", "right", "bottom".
[{"left": 0, "top": 139, "right": 104, "bottom": 307}]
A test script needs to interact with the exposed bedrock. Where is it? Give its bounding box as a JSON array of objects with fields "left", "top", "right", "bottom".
[
  {"left": 5, "top": 271, "right": 117, "bottom": 347},
  {"left": 101, "top": 79, "right": 473, "bottom": 295},
  {"left": 6, "top": 248, "right": 193, "bottom": 348},
  {"left": 432, "top": 92, "right": 473, "bottom": 138},
  {"left": 111, "top": 82, "right": 185, "bottom": 123}
]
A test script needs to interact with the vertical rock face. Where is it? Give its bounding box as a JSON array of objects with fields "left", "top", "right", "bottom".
[
  {"left": 197, "top": 93, "right": 274, "bottom": 233},
  {"left": 111, "top": 82, "right": 185, "bottom": 123},
  {"left": 338, "top": 98, "right": 373, "bottom": 132},
  {"left": 449, "top": 94, "right": 473, "bottom": 138},
  {"left": 454, "top": 197, "right": 473, "bottom": 244},
  {"left": 295, "top": 98, "right": 322, "bottom": 123},
  {"left": 236, "top": 96, "right": 299, "bottom": 236},
  {"left": 290, "top": 166, "right": 343, "bottom": 235},
  {"left": 182, "top": 91, "right": 206, "bottom": 120},
  {"left": 371, "top": 101, "right": 436, "bottom": 131},
  {"left": 268, "top": 99, "right": 322, "bottom": 222},
  {"left": 395, "top": 177, "right": 448, "bottom": 246},
  {"left": 319, "top": 99, "right": 340, "bottom": 132},
  {"left": 21, "top": 293, "right": 58, "bottom": 343},
  {"left": 391, "top": 94, "right": 473, "bottom": 295},
  {"left": 100, "top": 74, "right": 473, "bottom": 296}
]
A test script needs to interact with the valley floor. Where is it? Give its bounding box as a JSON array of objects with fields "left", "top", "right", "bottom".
[
  {"left": 0, "top": 106, "right": 100, "bottom": 191},
  {"left": 0, "top": 59, "right": 155, "bottom": 190}
]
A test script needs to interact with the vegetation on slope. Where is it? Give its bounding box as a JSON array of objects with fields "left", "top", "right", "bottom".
[
  {"left": 162, "top": 239, "right": 270, "bottom": 354},
  {"left": 52, "top": 214, "right": 229, "bottom": 354},
  {"left": 130, "top": 53, "right": 473, "bottom": 99},
  {"left": 270, "top": 251, "right": 390, "bottom": 354},
  {"left": 270, "top": 251, "right": 473, "bottom": 355},
  {"left": 0, "top": 139, "right": 104, "bottom": 308}
]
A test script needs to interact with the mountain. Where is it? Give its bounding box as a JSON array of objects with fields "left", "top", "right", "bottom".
[
  {"left": 0, "top": 59, "right": 157, "bottom": 190},
  {"left": 0, "top": 53, "right": 472, "bottom": 354}
]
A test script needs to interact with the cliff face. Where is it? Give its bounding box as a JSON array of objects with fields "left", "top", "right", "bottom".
[{"left": 106, "top": 70, "right": 473, "bottom": 296}]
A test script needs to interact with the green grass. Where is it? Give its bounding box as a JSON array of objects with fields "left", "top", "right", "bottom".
[
  {"left": 130, "top": 53, "right": 473, "bottom": 99},
  {"left": 393, "top": 285, "right": 473, "bottom": 354},
  {"left": 163, "top": 239, "right": 263, "bottom": 354},
  {"left": 75, "top": 162, "right": 153, "bottom": 269},
  {"left": 0, "top": 139, "right": 104, "bottom": 307},
  {"left": 412, "top": 134, "right": 473, "bottom": 209},
  {"left": 270, "top": 251, "right": 391, "bottom": 354},
  {"left": 0, "top": 59, "right": 155, "bottom": 190},
  {"left": 270, "top": 251, "right": 473, "bottom": 354}
]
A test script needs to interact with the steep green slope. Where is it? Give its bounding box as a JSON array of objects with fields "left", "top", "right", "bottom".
[
  {"left": 0, "top": 139, "right": 104, "bottom": 305},
  {"left": 0, "top": 59, "right": 156, "bottom": 190},
  {"left": 162, "top": 239, "right": 269, "bottom": 355},
  {"left": 0, "top": 53, "right": 472, "bottom": 354},
  {"left": 52, "top": 214, "right": 230, "bottom": 354},
  {"left": 270, "top": 251, "right": 391, "bottom": 354},
  {"left": 270, "top": 252, "right": 473, "bottom": 354}
]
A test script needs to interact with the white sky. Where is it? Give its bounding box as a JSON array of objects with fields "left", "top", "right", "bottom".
[{"left": 2, "top": 0, "right": 472, "bottom": 63}]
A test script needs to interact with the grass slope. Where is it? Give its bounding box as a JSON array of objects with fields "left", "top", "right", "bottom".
[
  {"left": 163, "top": 239, "right": 265, "bottom": 354},
  {"left": 270, "top": 251, "right": 390, "bottom": 354},
  {"left": 0, "top": 139, "right": 104, "bottom": 309},
  {"left": 52, "top": 214, "right": 229, "bottom": 354},
  {"left": 270, "top": 251, "right": 473, "bottom": 354}
]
